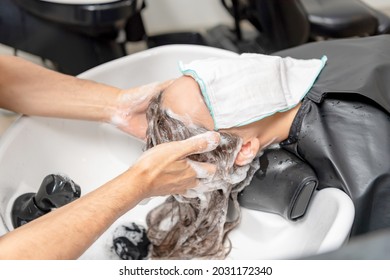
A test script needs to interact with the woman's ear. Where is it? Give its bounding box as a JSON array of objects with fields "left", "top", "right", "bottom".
[{"left": 235, "top": 137, "right": 260, "bottom": 166}]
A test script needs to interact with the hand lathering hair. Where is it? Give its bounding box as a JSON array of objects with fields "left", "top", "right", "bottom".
[{"left": 144, "top": 92, "right": 259, "bottom": 259}]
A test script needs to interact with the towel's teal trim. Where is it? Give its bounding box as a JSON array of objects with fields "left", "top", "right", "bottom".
[
  {"left": 234, "top": 55, "right": 328, "bottom": 128},
  {"left": 179, "top": 55, "right": 328, "bottom": 130},
  {"left": 178, "top": 61, "right": 219, "bottom": 130}
]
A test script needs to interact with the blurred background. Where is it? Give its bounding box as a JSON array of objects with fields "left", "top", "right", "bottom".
[{"left": 0, "top": 0, "right": 389, "bottom": 75}]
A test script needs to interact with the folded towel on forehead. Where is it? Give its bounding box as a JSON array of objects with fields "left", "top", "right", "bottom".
[{"left": 180, "top": 53, "right": 327, "bottom": 130}]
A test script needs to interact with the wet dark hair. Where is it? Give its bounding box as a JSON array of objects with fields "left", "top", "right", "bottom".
[
  {"left": 146, "top": 92, "right": 242, "bottom": 177},
  {"left": 144, "top": 92, "right": 259, "bottom": 259}
]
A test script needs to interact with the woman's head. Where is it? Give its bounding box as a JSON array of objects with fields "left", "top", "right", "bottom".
[
  {"left": 146, "top": 91, "right": 245, "bottom": 186},
  {"left": 151, "top": 76, "right": 262, "bottom": 166},
  {"left": 144, "top": 81, "right": 260, "bottom": 259}
]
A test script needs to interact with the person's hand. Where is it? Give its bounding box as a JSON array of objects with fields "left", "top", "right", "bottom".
[
  {"left": 109, "top": 80, "right": 174, "bottom": 139},
  {"left": 129, "top": 131, "right": 220, "bottom": 198}
]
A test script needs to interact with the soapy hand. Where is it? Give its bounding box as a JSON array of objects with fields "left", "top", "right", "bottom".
[
  {"left": 110, "top": 80, "right": 174, "bottom": 139},
  {"left": 131, "top": 131, "right": 220, "bottom": 198}
]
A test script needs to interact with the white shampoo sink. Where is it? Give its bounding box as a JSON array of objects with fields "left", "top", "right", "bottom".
[{"left": 0, "top": 45, "right": 354, "bottom": 259}]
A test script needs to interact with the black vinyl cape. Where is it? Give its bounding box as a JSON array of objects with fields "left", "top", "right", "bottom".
[{"left": 274, "top": 35, "right": 390, "bottom": 236}]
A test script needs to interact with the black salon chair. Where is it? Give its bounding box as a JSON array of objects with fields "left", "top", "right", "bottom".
[
  {"left": 208, "top": 0, "right": 390, "bottom": 54},
  {"left": 0, "top": 0, "right": 146, "bottom": 75},
  {"left": 206, "top": 0, "right": 310, "bottom": 53},
  {"left": 301, "top": 0, "right": 390, "bottom": 38}
]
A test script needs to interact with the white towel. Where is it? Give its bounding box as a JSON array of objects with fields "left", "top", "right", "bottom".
[{"left": 179, "top": 53, "right": 327, "bottom": 130}]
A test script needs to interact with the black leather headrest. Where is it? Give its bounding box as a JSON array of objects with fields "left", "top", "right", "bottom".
[{"left": 238, "top": 147, "right": 318, "bottom": 221}]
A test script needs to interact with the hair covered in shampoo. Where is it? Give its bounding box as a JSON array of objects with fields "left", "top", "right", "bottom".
[{"left": 144, "top": 92, "right": 259, "bottom": 259}]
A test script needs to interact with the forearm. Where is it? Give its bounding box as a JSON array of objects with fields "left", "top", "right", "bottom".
[
  {"left": 0, "top": 55, "right": 120, "bottom": 122},
  {"left": 0, "top": 169, "right": 144, "bottom": 260},
  {"left": 0, "top": 131, "right": 220, "bottom": 259}
]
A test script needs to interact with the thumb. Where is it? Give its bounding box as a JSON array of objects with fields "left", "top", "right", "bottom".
[
  {"left": 140, "top": 79, "right": 175, "bottom": 97},
  {"left": 155, "top": 79, "right": 175, "bottom": 92},
  {"left": 176, "top": 131, "right": 221, "bottom": 158}
]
